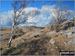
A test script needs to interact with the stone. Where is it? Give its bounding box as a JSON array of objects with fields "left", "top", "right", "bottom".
[
  {"left": 50, "top": 39, "right": 55, "bottom": 45},
  {"left": 64, "top": 42, "right": 67, "bottom": 45}
]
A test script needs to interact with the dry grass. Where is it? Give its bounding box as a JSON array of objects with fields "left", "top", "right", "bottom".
[{"left": 0, "top": 27, "right": 75, "bottom": 55}]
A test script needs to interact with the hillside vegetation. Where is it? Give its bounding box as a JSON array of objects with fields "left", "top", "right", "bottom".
[{"left": 0, "top": 19, "right": 75, "bottom": 56}]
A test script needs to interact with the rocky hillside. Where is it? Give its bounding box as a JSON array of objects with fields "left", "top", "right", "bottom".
[
  {"left": 0, "top": 20, "right": 75, "bottom": 55},
  {"left": 46, "top": 17, "right": 75, "bottom": 31}
]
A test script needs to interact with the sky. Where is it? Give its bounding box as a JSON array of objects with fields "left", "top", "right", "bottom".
[{"left": 0, "top": 0, "right": 74, "bottom": 28}]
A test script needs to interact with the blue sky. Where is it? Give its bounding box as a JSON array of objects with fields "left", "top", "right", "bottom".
[
  {"left": 1, "top": 0, "right": 74, "bottom": 28},
  {"left": 1, "top": 1, "right": 74, "bottom": 12},
  {"left": 1, "top": 1, "right": 56, "bottom": 12}
]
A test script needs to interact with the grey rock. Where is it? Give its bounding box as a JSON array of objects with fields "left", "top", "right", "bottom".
[{"left": 50, "top": 39, "right": 55, "bottom": 45}]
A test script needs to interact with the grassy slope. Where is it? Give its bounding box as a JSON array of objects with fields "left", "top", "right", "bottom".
[{"left": 0, "top": 28, "right": 74, "bottom": 55}]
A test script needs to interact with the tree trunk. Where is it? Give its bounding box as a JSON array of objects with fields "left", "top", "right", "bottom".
[
  {"left": 8, "top": 22, "right": 15, "bottom": 48},
  {"left": 73, "top": 18, "right": 75, "bottom": 26},
  {"left": 8, "top": 9, "right": 16, "bottom": 48}
]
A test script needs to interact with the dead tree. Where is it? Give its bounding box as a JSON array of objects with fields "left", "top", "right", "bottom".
[
  {"left": 8, "top": 0, "right": 30, "bottom": 48},
  {"left": 51, "top": 1, "right": 74, "bottom": 31}
]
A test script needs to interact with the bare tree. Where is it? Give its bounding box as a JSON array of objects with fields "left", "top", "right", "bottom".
[
  {"left": 8, "top": 0, "right": 31, "bottom": 48},
  {"left": 51, "top": 8, "right": 64, "bottom": 31},
  {"left": 51, "top": 1, "right": 74, "bottom": 31}
]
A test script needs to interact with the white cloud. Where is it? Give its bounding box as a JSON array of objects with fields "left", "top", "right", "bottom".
[
  {"left": 23, "top": 7, "right": 40, "bottom": 17},
  {"left": 0, "top": 7, "right": 40, "bottom": 27},
  {"left": 48, "top": 8, "right": 74, "bottom": 21},
  {"left": 27, "top": 16, "right": 39, "bottom": 23},
  {"left": 0, "top": 11, "right": 13, "bottom": 26},
  {"left": 37, "top": 14, "right": 47, "bottom": 20},
  {"left": 0, "top": 5, "right": 74, "bottom": 27},
  {"left": 40, "top": 5, "right": 56, "bottom": 14}
]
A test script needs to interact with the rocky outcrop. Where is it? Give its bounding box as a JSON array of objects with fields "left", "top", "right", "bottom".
[{"left": 59, "top": 27, "right": 75, "bottom": 45}]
